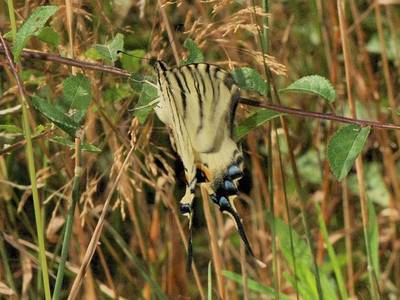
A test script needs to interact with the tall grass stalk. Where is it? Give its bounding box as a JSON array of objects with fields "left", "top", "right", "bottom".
[
  {"left": 1, "top": 9, "right": 51, "bottom": 297},
  {"left": 67, "top": 146, "right": 135, "bottom": 299},
  {"left": 337, "top": 0, "right": 380, "bottom": 298},
  {"left": 201, "top": 186, "right": 226, "bottom": 299},
  {"left": 0, "top": 233, "right": 16, "bottom": 294},
  {"left": 52, "top": 136, "right": 82, "bottom": 300},
  {"left": 274, "top": 126, "right": 299, "bottom": 300},
  {"left": 250, "top": 1, "right": 280, "bottom": 298},
  {"left": 19, "top": 68, "right": 53, "bottom": 300},
  {"left": 254, "top": 2, "right": 322, "bottom": 299},
  {"left": 342, "top": 179, "right": 355, "bottom": 297},
  {"left": 315, "top": 203, "right": 348, "bottom": 299},
  {"left": 52, "top": 1, "right": 82, "bottom": 298},
  {"left": 6, "top": 0, "right": 16, "bottom": 39},
  {"left": 207, "top": 261, "right": 212, "bottom": 300},
  {"left": 103, "top": 219, "right": 168, "bottom": 300}
]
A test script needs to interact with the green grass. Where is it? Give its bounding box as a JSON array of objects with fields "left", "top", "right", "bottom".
[{"left": 0, "top": 1, "right": 398, "bottom": 299}]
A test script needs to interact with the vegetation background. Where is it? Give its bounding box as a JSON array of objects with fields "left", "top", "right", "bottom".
[{"left": 0, "top": 0, "right": 400, "bottom": 299}]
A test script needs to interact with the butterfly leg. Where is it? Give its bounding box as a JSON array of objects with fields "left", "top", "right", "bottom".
[{"left": 180, "top": 185, "right": 195, "bottom": 271}]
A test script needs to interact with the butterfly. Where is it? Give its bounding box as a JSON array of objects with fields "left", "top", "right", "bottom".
[{"left": 152, "top": 61, "right": 254, "bottom": 268}]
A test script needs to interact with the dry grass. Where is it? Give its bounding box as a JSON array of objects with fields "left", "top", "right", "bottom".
[{"left": 1, "top": 0, "right": 400, "bottom": 299}]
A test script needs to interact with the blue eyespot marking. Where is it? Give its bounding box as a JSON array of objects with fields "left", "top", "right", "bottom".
[
  {"left": 224, "top": 180, "right": 237, "bottom": 194},
  {"left": 227, "top": 165, "right": 242, "bottom": 179},
  {"left": 218, "top": 196, "right": 231, "bottom": 210}
]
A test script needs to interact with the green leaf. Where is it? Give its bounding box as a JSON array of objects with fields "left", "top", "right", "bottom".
[
  {"left": 3, "top": 31, "right": 13, "bottom": 40},
  {"left": 84, "top": 47, "right": 103, "bottom": 60},
  {"left": 120, "top": 49, "right": 146, "bottom": 72},
  {"left": 266, "top": 215, "right": 317, "bottom": 299},
  {"left": 129, "top": 74, "right": 156, "bottom": 93},
  {"left": 34, "top": 124, "right": 46, "bottom": 135},
  {"left": 366, "top": 34, "right": 397, "bottom": 61},
  {"left": 267, "top": 213, "right": 313, "bottom": 270},
  {"left": 267, "top": 214, "right": 338, "bottom": 300},
  {"left": 134, "top": 83, "right": 158, "bottom": 124},
  {"left": 280, "top": 75, "right": 336, "bottom": 103},
  {"left": 35, "top": 26, "right": 60, "bottom": 47},
  {"left": 235, "top": 109, "right": 281, "bottom": 141},
  {"left": 181, "top": 38, "right": 204, "bottom": 65},
  {"left": 368, "top": 199, "right": 380, "bottom": 280},
  {"left": 93, "top": 33, "right": 124, "bottom": 62},
  {"left": 31, "top": 95, "right": 79, "bottom": 137},
  {"left": 0, "top": 124, "right": 22, "bottom": 134},
  {"left": 222, "top": 270, "right": 292, "bottom": 300},
  {"left": 348, "top": 163, "right": 389, "bottom": 207},
  {"left": 315, "top": 203, "right": 348, "bottom": 299},
  {"left": 21, "top": 69, "right": 45, "bottom": 82},
  {"left": 63, "top": 74, "right": 92, "bottom": 123},
  {"left": 327, "top": 125, "right": 371, "bottom": 181},
  {"left": 13, "top": 5, "right": 59, "bottom": 62},
  {"left": 297, "top": 149, "right": 322, "bottom": 185},
  {"left": 232, "top": 67, "right": 268, "bottom": 96},
  {"left": 104, "top": 83, "right": 132, "bottom": 102},
  {"left": 51, "top": 136, "right": 101, "bottom": 153}
]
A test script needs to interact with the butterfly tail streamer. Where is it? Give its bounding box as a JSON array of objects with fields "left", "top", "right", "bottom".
[
  {"left": 179, "top": 187, "right": 196, "bottom": 272},
  {"left": 223, "top": 204, "right": 266, "bottom": 267},
  {"left": 186, "top": 224, "right": 193, "bottom": 272},
  {"left": 223, "top": 205, "right": 255, "bottom": 257}
]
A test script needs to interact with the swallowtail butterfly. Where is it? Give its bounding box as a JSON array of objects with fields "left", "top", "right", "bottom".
[{"left": 153, "top": 61, "right": 254, "bottom": 268}]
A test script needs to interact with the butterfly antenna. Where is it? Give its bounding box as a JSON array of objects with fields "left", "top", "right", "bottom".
[
  {"left": 117, "top": 50, "right": 145, "bottom": 60},
  {"left": 117, "top": 50, "right": 160, "bottom": 67}
]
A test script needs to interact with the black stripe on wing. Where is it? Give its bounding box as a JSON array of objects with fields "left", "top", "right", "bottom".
[
  {"left": 171, "top": 70, "right": 188, "bottom": 116},
  {"left": 187, "top": 65, "right": 204, "bottom": 134},
  {"left": 229, "top": 92, "right": 240, "bottom": 137},
  {"left": 196, "top": 66, "right": 209, "bottom": 134}
]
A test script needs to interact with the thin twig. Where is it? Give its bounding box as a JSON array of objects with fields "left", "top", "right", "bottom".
[
  {"left": 0, "top": 130, "right": 53, "bottom": 156},
  {"left": 240, "top": 97, "right": 400, "bottom": 130},
  {"left": 1, "top": 45, "right": 400, "bottom": 131},
  {"left": 157, "top": 0, "right": 180, "bottom": 65},
  {"left": 0, "top": 44, "right": 131, "bottom": 77}
]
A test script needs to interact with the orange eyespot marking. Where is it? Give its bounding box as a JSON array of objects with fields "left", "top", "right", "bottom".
[{"left": 196, "top": 163, "right": 213, "bottom": 182}]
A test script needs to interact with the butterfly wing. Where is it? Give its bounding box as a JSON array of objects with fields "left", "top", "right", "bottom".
[
  {"left": 172, "top": 64, "right": 239, "bottom": 154},
  {"left": 154, "top": 62, "right": 197, "bottom": 186},
  {"left": 154, "top": 62, "right": 197, "bottom": 268},
  {"left": 154, "top": 61, "right": 254, "bottom": 261},
  {"left": 178, "top": 65, "right": 254, "bottom": 257}
]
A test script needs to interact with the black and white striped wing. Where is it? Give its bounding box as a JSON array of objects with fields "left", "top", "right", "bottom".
[
  {"left": 154, "top": 61, "right": 254, "bottom": 259},
  {"left": 154, "top": 62, "right": 197, "bottom": 187},
  {"left": 155, "top": 63, "right": 241, "bottom": 176}
]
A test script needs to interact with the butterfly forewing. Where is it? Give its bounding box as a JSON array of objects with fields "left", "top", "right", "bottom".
[{"left": 155, "top": 63, "right": 197, "bottom": 185}]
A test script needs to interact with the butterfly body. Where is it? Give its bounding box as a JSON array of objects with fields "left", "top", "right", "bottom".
[{"left": 153, "top": 61, "right": 254, "bottom": 263}]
